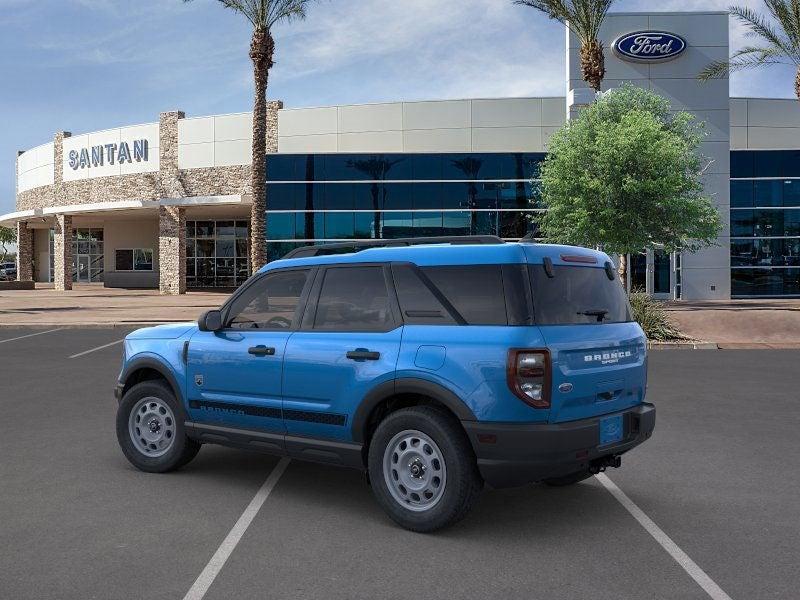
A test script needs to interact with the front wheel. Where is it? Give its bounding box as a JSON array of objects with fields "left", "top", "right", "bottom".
[
  {"left": 368, "top": 406, "right": 483, "bottom": 532},
  {"left": 116, "top": 380, "right": 200, "bottom": 473}
]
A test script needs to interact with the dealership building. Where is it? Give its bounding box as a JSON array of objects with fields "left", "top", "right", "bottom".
[{"left": 3, "top": 10, "right": 800, "bottom": 299}]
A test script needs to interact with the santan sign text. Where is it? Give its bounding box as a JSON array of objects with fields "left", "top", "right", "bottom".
[{"left": 68, "top": 139, "right": 149, "bottom": 170}]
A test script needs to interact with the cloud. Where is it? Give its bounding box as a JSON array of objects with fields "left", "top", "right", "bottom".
[{"left": 268, "top": 0, "right": 565, "bottom": 102}]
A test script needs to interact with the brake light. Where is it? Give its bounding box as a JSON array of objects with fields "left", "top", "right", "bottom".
[
  {"left": 507, "top": 349, "right": 551, "bottom": 409},
  {"left": 560, "top": 254, "right": 597, "bottom": 264}
]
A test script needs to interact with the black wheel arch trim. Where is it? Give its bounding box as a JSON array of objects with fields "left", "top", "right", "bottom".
[
  {"left": 118, "top": 356, "right": 184, "bottom": 406},
  {"left": 351, "top": 377, "right": 477, "bottom": 443}
]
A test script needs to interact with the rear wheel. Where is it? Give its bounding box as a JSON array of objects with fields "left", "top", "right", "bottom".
[
  {"left": 368, "top": 406, "right": 482, "bottom": 532},
  {"left": 116, "top": 380, "right": 200, "bottom": 473},
  {"left": 543, "top": 469, "right": 593, "bottom": 487}
]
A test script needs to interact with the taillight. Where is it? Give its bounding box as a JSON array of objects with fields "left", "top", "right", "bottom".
[{"left": 507, "top": 349, "right": 551, "bottom": 409}]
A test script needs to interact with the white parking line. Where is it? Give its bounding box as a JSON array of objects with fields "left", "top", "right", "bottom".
[
  {"left": 183, "top": 457, "right": 291, "bottom": 600},
  {"left": 0, "top": 329, "right": 63, "bottom": 345},
  {"left": 68, "top": 338, "right": 124, "bottom": 359},
  {"left": 596, "top": 473, "right": 733, "bottom": 600}
]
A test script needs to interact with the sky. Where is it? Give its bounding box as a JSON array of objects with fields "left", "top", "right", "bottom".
[{"left": 0, "top": 0, "right": 797, "bottom": 217}]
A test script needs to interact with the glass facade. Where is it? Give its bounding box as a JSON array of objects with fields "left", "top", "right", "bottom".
[
  {"left": 186, "top": 220, "right": 250, "bottom": 288},
  {"left": 264, "top": 153, "right": 545, "bottom": 262},
  {"left": 731, "top": 151, "right": 800, "bottom": 296}
]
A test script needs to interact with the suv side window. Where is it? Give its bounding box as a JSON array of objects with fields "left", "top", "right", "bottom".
[
  {"left": 226, "top": 269, "right": 310, "bottom": 330},
  {"left": 422, "top": 265, "right": 508, "bottom": 325},
  {"left": 313, "top": 266, "right": 393, "bottom": 331},
  {"left": 391, "top": 264, "right": 457, "bottom": 325}
]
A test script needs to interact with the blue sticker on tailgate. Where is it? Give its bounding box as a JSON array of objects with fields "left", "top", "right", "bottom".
[{"left": 599, "top": 414, "right": 623, "bottom": 446}]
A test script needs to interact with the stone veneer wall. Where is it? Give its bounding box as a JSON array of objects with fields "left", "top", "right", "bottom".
[
  {"left": 181, "top": 165, "right": 251, "bottom": 197},
  {"left": 158, "top": 206, "right": 186, "bottom": 295},
  {"left": 15, "top": 102, "right": 282, "bottom": 293},
  {"left": 53, "top": 214, "right": 73, "bottom": 291},
  {"left": 15, "top": 222, "right": 33, "bottom": 281}
]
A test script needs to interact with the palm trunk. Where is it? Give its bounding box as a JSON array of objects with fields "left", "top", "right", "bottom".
[
  {"left": 796, "top": 67, "right": 800, "bottom": 102},
  {"left": 580, "top": 40, "right": 605, "bottom": 92},
  {"left": 249, "top": 29, "right": 274, "bottom": 272},
  {"left": 371, "top": 184, "right": 381, "bottom": 239},
  {"left": 617, "top": 253, "right": 628, "bottom": 292}
]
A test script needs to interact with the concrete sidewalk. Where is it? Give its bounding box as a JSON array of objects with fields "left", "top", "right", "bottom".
[
  {"left": 0, "top": 283, "right": 226, "bottom": 327},
  {"left": 2, "top": 285, "right": 799, "bottom": 348},
  {"left": 664, "top": 299, "right": 800, "bottom": 348}
]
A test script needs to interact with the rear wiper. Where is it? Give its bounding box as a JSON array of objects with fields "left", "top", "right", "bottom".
[{"left": 578, "top": 309, "right": 608, "bottom": 322}]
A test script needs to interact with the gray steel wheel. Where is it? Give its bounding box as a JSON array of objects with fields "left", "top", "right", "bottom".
[
  {"left": 128, "top": 396, "right": 176, "bottom": 458},
  {"left": 382, "top": 429, "right": 447, "bottom": 512}
]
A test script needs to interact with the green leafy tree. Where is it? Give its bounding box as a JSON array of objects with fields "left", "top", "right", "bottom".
[
  {"left": 0, "top": 226, "right": 15, "bottom": 263},
  {"left": 514, "top": 0, "right": 615, "bottom": 91},
  {"left": 699, "top": 2, "right": 800, "bottom": 100},
  {"left": 534, "top": 84, "right": 722, "bottom": 287},
  {"left": 184, "top": 0, "right": 317, "bottom": 270}
]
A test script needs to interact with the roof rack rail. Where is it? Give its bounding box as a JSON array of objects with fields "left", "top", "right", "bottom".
[{"left": 281, "top": 236, "right": 505, "bottom": 259}]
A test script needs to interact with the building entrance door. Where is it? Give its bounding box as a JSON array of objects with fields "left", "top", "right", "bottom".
[
  {"left": 625, "top": 248, "right": 677, "bottom": 299},
  {"left": 77, "top": 256, "right": 90, "bottom": 282},
  {"left": 652, "top": 249, "right": 672, "bottom": 299}
]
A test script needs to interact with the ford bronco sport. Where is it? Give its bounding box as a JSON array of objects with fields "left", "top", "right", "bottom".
[{"left": 115, "top": 236, "right": 655, "bottom": 532}]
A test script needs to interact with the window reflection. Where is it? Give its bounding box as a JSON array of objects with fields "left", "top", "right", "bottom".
[
  {"left": 263, "top": 152, "right": 544, "bottom": 263},
  {"left": 187, "top": 220, "right": 250, "bottom": 288},
  {"left": 730, "top": 149, "right": 800, "bottom": 296}
]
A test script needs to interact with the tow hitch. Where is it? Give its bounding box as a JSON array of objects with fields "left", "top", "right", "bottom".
[{"left": 589, "top": 455, "right": 621, "bottom": 474}]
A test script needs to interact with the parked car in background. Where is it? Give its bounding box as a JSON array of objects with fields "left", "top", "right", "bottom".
[
  {"left": 0, "top": 262, "right": 16, "bottom": 281},
  {"left": 114, "top": 236, "right": 655, "bottom": 532}
]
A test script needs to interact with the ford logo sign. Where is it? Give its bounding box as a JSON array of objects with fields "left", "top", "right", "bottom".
[{"left": 613, "top": 31, "right": 686, "bottom": 62}]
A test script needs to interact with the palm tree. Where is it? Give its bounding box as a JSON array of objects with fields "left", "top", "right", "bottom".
[
  {"left": 699, "top": 2, "right": 800, "bottom": 101},
  {"left": 514, "top": 0, "right": 615, "bottom": 92},
  {"left": 185, "top": 0, "right": 315, "bottom": 271}
]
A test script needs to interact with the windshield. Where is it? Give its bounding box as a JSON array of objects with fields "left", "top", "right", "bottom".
[{"left": 529, "top": 264, "right": 632, "bottom": 325}]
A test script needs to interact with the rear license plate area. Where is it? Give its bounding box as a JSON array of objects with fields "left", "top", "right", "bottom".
[{"left": 599, "top": 414, "right": 623, "bottom": 446}]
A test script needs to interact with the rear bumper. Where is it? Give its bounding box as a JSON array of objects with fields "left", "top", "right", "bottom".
[{"left": 462, "top": 403, "right": 655, "bottom": 489}]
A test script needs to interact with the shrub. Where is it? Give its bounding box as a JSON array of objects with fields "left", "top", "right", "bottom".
[{"left": 628, "top": 293, "right": 688, "bottom": 341}]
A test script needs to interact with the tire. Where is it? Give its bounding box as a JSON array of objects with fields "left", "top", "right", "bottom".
[
  {"left": 543, "top": 469, "right": 593, "bottom": 487},
  {"left": 368, "top": 406, "right": 483, "bottom": 532},
  {"left": 116, "top": 380, "right": 200, "bottom": 473}
]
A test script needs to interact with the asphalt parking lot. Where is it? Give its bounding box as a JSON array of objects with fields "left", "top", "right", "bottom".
[{"left": 1, "top": 328, "right": 798, "bottom": 599}]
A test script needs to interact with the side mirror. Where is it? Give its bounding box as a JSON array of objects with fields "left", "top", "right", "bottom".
[{"left": 198, "top": 309, "right": 223, "bottom": 332}]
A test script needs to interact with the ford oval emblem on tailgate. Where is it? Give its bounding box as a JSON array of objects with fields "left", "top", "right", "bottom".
[{"left": 558, "top": 382, "right": 574, "bottom": 393}]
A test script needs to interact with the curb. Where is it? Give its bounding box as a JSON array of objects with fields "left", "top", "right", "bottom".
[{"left": 647, "top": 341, "right": 718, "bottom": 350}]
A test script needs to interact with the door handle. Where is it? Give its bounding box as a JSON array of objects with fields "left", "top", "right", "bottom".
[
  {"left": 346, "top": 349, "right": 381, "bottom": 361},
  {"left": 248, "top": 345, "right": 276, "bottom": 356}
]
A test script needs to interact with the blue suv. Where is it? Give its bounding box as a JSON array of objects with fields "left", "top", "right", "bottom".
[{"left": 115, "top": 236, "right": 655, "bottom": 532}]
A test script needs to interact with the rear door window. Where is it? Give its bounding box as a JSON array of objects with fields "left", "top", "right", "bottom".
[
  {"left": 313, "top": 266, "right": 393, "bottom": 331},
  {"left": 529, "top": 265, "right": 631, "bottom": 324}
]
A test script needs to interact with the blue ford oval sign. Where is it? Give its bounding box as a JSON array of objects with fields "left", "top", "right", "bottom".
[{"left": 613, "top": 31, "right": 686, "bottom": 62}]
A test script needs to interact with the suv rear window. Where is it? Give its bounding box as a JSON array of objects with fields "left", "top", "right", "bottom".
[
  {"left": 391, "top": 264, "right": 530, "bottom": 326},
  {"left": 529, "top": 265, "right": 631, "bottom": 325}
]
